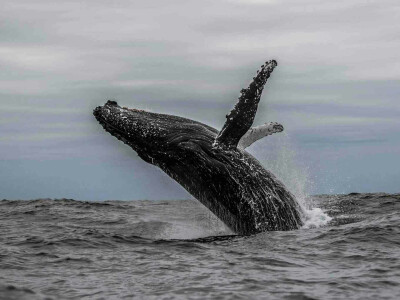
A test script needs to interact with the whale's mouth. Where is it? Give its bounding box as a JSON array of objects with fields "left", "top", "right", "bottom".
[
  {"left": 94, "top": 102, "right": 135, "bottom": 142},
  {"left": 93, "top": 100, "right": 166, "bottom": 158},
  {"left": 93, "top": 102, "right": 127, "bottom": 136},
  {"left": 93, "top": 108, "right": 132, "bottom": 145},
  {"left": 93, "top": 100, "right": 218, "bottom": 161}
]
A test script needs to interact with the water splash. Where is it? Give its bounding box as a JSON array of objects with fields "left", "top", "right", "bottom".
[
  {"left": 250, "top": 133, "right": 332, "bottom": 228},
  {"left": 302, "top": 207, "right": 332, "bottom": 229}
]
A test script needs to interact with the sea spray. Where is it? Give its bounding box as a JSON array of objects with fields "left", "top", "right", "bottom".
[{"left": 249, "top": 133, "right": 332, "bottom": 228}]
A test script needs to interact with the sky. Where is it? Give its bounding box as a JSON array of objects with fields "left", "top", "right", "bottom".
[{"left": 1, "top": 0, "right": 399, "bottom": 200}]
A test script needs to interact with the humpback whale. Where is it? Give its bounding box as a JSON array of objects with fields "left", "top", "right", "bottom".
[{"left": 93, "top": 60, "right": 304, "bottom": 235}]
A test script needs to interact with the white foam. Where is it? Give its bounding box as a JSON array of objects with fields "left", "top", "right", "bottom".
[{"left": 302, "top": 207, "right": 332, "bottom": 229}]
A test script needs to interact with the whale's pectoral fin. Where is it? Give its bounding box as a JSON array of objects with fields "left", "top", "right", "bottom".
[
  {"left": 238, "top": 122, "right": 284, "bottom": 149},
  {"left": 213, "top": 60, "right": 278, "bottom": 150}
]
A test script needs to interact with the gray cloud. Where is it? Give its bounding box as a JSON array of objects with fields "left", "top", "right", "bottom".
[{"left": 1, "top": 0, "right": 399, "bottom": 198}]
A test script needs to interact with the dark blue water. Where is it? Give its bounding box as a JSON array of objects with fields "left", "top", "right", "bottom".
[{"left": 1, "top": 193, "right": 399, "bottom": 299}]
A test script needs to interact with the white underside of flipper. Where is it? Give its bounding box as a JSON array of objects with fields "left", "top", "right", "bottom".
[{"left": 238, "top": 122, "right": 284, "bottom": 149}]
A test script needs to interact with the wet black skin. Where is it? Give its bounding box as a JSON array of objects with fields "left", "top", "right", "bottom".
[{"left": 93, "top": 61, "right": 304, "bottom": 235}]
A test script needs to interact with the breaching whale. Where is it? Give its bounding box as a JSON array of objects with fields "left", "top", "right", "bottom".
[{"left": 93, "top": 60, "right": 304, "bottom": 235}]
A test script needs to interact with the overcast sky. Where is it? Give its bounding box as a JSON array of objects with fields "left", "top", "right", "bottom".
[{"left": 1, "top": 0, "right": 399, "bottom": 200}]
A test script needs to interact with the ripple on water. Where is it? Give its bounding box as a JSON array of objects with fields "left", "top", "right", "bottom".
[{"left": 0, "top": 194, "right": 399, "bottom": 299}]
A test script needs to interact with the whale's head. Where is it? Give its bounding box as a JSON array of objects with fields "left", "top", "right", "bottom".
[{"left": 93, "top": 100, "right": 218, "bottom": 165}]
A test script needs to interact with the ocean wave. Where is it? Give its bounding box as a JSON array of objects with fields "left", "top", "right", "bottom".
[{"left": 1, "top": 194, "right": 400, "bottom": 299}]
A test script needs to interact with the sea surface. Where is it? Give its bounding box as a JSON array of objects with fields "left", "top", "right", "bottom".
[{"left": 1, "top": 193, "right": 399, "bottom": 299}]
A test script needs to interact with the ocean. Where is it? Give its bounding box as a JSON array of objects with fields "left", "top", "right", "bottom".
[{"left": 1, "top": 193, "right": 399, "bottom": 299}]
